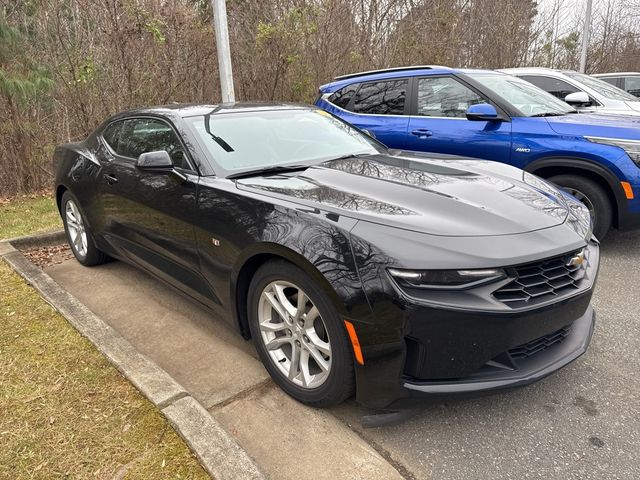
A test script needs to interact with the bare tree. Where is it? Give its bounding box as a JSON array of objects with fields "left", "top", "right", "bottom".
[{"left": 1, "top": 0, "right": 639, "bottom": 196}]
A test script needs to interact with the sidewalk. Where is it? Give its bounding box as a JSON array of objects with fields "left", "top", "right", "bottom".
[{"left": 44, "top": 257, "right": 404, "bottom": 480}]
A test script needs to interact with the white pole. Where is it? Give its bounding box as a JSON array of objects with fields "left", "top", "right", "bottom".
[
  {"left": 211, "top": 0, "right": 235, "bottom": 102},
  {"left": 579, "top": 0, "right": 593, "bottom": 73}
]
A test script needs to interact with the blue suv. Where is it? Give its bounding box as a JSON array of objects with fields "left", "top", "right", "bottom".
[{"left": 316, "top": 66, "right": 640, "bottom": 239}]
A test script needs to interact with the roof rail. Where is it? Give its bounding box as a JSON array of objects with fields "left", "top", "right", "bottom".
[{"left": 334, "top": 65, "right": 448, "bottom": 81}]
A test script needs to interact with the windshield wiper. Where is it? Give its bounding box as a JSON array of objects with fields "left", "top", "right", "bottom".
[
  {"left": 204, "top": 112, "right": 234, "bottom": 153},
  {"left": 530, "top": 112, "right": 567, "bottom": 117},
  {"left": 226, "top": 164, "right": 311, "bottom": 180}
]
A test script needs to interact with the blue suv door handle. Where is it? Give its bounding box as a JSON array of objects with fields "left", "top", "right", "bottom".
[{"left": 411, "top": 129, "right": 433, "bottom": 138}]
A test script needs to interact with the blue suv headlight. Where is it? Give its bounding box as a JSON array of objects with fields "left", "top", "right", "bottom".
[{"left": 585, "top": 136, "right": 640, "bottom": 165}]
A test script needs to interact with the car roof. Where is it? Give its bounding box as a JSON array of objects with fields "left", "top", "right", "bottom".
[
  {"left": 113, "top": 102, "right": 313, "bottom": 119},
  {"left": 333, "top": 65, "right": 454, "bottom": 80},
  {"left": 458, "top": 68, "right": 505, "bottom": 75},
  {"left": 322, "top": 65, "right": 502, "bottom": 90},
  {"left": 593, "top": 72, "right": 640, "bottom": 77},
  {"left": 499, "top": 67, "right": 571, "bottom": 75}
]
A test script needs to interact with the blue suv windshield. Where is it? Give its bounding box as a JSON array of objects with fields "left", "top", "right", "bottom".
[{"left": 468, "top": 73, "right": 576, "bottom": 117}]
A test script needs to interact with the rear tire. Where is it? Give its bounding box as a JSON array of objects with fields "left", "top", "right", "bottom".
[
  {"left": 247, "top": 259, "right": 355, "bottom": 407},
  {"left": 548, "top": 174, "right": 612, "bottom": 240},
  {"left": 61, "top": 191, "right": 109, "bottom": 266}
]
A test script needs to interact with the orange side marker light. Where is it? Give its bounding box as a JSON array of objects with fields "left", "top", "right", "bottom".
[
  {"left": 621, "top": 181, "right": 634, "bottom": 200},
  {"left": 344, "top": 320, "right": 364, "bottom": 365}
]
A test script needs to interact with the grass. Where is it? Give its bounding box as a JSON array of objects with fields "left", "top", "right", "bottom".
[
  {"left": 0, "top": 195, "right": 62, "bottom": 239},
  {"left": 0, "top": 197, "right": 210, "bottom": 479}
]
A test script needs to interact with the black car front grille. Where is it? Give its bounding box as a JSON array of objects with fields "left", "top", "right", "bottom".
[
  {"left": 508, "top": 325, "right": 572, "bottom": 360},
  {"left": 493, "top": 250, "right": 587, "bottom": 308}
]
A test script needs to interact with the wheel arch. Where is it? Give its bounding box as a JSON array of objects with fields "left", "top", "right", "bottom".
[
  {"left": 55, "top": 184, "right": 68, "bottom": 215},
  {"left": 231, "top": 243, "right": 346, "bottom": 340},
  {"left": 525, "top": 157, "right": 624, "bottom": 229}
]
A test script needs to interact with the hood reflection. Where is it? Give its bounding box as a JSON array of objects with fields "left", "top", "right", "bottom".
[
  {"left": 237, "top": 153, "right": 571, "bottom": 237},
  {"left": 240, "top": 175, "right": 416, "bottom": 216}
]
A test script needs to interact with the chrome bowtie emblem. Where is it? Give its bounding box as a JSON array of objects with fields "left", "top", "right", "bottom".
[{"left": 567, "top": 250, "right": 586, "bottom": 268}]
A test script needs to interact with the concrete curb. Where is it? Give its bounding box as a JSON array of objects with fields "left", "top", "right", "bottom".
[
  {"left": 8, "top": 229, "right": 66, "bottom": 249},
  {"left": 1, "top": 235, "right": 264, "bottom": 480}
]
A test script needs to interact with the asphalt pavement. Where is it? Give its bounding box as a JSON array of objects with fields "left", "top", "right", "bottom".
[
  {"left": 45, "top": 229, "right": 640, "bottom": 479},
  {"left": 331, "top": 229, "right": 640, "bottom": 480}
]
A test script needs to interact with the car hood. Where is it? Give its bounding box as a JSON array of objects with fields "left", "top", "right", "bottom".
[
  {"left": 546, "top": 113, "right": 640, "bottom": 139},
  {"left": 236, "top": 153, "right": 572, "bottom": 237}
]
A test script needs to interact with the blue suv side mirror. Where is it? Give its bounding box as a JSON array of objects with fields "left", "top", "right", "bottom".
[{"left": 466, "top": 103, "right": 501, "bottom": 122}]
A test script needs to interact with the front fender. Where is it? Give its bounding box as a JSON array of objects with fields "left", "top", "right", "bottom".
[{"left": 525, "top": 155, "right": 638, "bottom": 225}]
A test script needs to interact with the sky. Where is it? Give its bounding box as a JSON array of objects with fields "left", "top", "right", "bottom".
[
  {"left": 538, "top": 0, "right": 588, "bottom": 37},
  {"left": 537, "top": 0, "right": 624, "bottom": 38}
]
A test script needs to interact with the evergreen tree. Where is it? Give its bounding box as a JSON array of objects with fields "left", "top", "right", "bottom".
[
  {"left": 0, "top": 12, "right": 54, "bottom": 193},
  {"left": 0, "top": 14, "right": 53, "bottom": 106}
]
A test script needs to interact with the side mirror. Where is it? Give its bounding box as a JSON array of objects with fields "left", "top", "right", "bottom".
[
  {"left": 465, "top": 103, "right": 501, "bottom": 121},
  {"left": 564, "top": 91, "right": 590, "bottom": 105},
  {"left": 136, "top": 150, "right": 173, "bottom": 170}
]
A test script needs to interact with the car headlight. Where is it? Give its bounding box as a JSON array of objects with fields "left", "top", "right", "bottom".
[
  {"left": 585, "top": 136, "right": 640, "bottom": 165},
  {"left": 387, "top": 268, "right": 505, "bottom": 290}
]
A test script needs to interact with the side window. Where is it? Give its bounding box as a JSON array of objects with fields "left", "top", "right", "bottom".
[
  {"left": 102, "top": 121, "right": 124, "bottom": 152},
  {"left": 117, "top": 118, "right": 190, "bottom": 169},
  {"left": 520, "top": 75, "right": 578, "bottom": 100},
  {"left": 352, "top": 80, "right": 407, "bottom": 115},
  {"left": 416, "top": 77, "right": 484, "bottom": 118},
  {"left": 599, "top": 77, "right": 620, "bottom": 88},
  {"left": 328, "top": 83, "right": 359, "bottom": 109},
  {"left": 625, "top": 77, "right": 640, "bottom": 97}
]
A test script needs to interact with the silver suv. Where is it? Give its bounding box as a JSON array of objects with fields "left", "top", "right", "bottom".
[{"left": 500, "top": 67, "right": 640, "bottom": 116}]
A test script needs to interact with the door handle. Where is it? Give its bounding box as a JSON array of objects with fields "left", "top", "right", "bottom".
[
  {"left": 411, "top": 129, "right": 433, "bottom": 138},
  {"left": 104, "top": 173, "right": 119, "bottom": 185}
]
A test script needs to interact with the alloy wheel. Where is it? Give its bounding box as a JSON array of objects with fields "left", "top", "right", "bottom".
[
  {"left": 65, "top": 199, "right": 88, "bottom": 257},
  {"left": 257, "top": 280, "right": 332, "bottom": 389}
]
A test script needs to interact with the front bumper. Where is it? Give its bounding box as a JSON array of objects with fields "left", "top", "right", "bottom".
[
  {"left": 619, "top": 203, "right": 640, "bottom": 231},
  {"left": 351, "top": 241, "right": 599, "bottom": 410},
  {"left": 402, "top": 304, "right": 594, "bottom": 398}
]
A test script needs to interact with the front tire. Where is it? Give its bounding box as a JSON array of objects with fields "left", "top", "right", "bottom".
[
  {"left": 548, "top": 174, "right": 612, "bottom": 240},
  {"left": 61, "top": 191, "right": 109, "bottom": 266},
  {"left": 247, "top": 260, "right": 355, "bottom": 407}
]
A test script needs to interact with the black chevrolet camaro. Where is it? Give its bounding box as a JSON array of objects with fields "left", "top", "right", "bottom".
[{"left": 54, "top": 103, "right": 599, "bottom": 412}]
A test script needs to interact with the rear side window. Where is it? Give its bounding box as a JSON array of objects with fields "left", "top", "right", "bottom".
[
  {"left": 352, "top": 80, "right": 407, "bottom": 115},
  {"left": 519, "top": 75, "right": 579, "bottom": 100},
  {"left": 599, "top": 77, "right": 621, "bottom": 88},
  {"left": 328, "top": 83, "right": 359, "bottom": 109},
  {"left": 625, "top": 77, "right": 640, "bottom": 97},
  {"left": 102, "top": 121, "right": 124, "bottom": 152}
]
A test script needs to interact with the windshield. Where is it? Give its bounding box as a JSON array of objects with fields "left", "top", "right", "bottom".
[
  {"left": 467, "top": 73, "right": 576, "bottom": 116},
  {"left": 565, "top": 72, "right": 639, "bottom": 101},
  {"left": 185, "top": 108, "right": 380, "bottom": 176}
]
